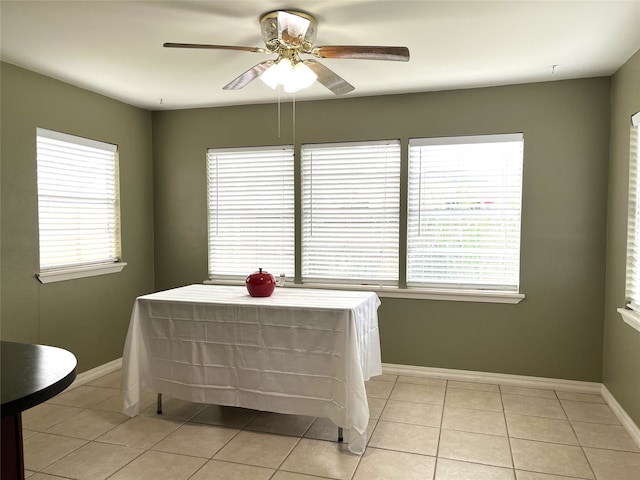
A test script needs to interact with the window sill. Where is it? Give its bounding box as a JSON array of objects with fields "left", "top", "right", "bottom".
[
  {"left": 374, "top": 286, "right": 524, "bottom": 304},
  {"left": 37, "top": 262, "right": 127, "bottom": 284},
  {"left": 203, "top": 279, "right": 524, "bottom": 304},
  {"left": 617, "top": 308, "right": 640, "bottom": 333}
]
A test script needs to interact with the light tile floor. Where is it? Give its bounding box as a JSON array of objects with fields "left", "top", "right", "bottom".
[{"left": 21, "top": 370, "right": 640, "bottom": 480}]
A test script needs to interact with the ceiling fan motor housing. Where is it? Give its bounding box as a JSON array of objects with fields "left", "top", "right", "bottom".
[{"left": 260, "top": 10, "right": 318, "bottom": 53}]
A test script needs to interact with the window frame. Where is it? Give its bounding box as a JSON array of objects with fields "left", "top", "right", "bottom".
[
  {"left": 204, "top": 136, "right": 526, "bottom": 304},
  {"left": 206, "top": 145, "right": 295, "bottom": 282},
  {"left": 406, "top": 133, "right": 524, "bottom": 293},
  {"left": 300, "top": 139, "right": 401, "bottom": 286},
  {"left": 618, "top": 111, "right": 640, "bottom": 332},
  {"left": 35, "top": 128, "right": 126, "bottom": 283}
]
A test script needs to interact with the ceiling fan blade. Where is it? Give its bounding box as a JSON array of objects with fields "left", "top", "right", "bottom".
[
  {"left": 303, "top": 60, "right": 354, "bottom": 95},
  {"left": 164, "top": 42, "right": 268, "bottom": 54},
  {"left": 223, "top": 60, "right": 276, "bottom": 90},
  {"left": 311, "top": 45, "right": 409, "bottom": 62}
]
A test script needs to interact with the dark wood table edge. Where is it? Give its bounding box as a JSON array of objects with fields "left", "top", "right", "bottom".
[
  {"left": 1, "top": 367, "right": 77, "bottom": 418},
  {"left": 1, "top": 341, "right": 77, "bottom": 480}
]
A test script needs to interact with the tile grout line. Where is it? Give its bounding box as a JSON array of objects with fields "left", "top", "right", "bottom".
[
  {"left": 181, "top": 404, "right": 248, "bottom": 480},
  {"left": 23, "top": 431, "right": 88, "bottom": 476},
  {"left": 350, "top": 375, "right": 398, "bottom": 479},
  {"left": 266, "top": 434, "right": 304, "bottom": 478},
  {"left": 107, "top": 406, "right": 271, "bottom": 479},
  {"left": 557, "top": 389, "right": 598, "bottom": 480},
  {"left": 498, "top": 384, "right": 519, "bottom": 480},
  {"left": 24, "top": 388, "right": 123, "bottom": 475},
  {"left": 101, "top": 412, "right": 188, "bottom": 480},
  {"left": 431, "top": 378, "right": 448, "bottom": 480},
  {"left": 102, "top": 442, "right": 145, "bottom": 480}
]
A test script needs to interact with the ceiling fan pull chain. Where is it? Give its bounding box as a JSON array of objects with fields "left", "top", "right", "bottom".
[{"left": 277, "top": 87, "right": 281, "bottom": 138}]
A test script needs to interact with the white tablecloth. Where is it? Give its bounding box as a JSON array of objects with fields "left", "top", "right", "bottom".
[{"left": 121, "top": 284, "right": 382, "bottom": 454}]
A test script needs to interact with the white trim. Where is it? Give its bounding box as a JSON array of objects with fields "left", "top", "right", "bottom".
[
  {"left": 207, "top": 144, "right": 294, "bottom": 154},
  {"left": 302, "top": 139, "right": 400, "bottom": 149},
  {"left": 632, "top": 111, "right": 640, "bottom": 127},
  {"left": 37, "top": 262, "right": 127, "bottom": 283},
  {"left": 375, "top": 287, "right": 524, "bottom": 304},
  {"left": 617, "top": 308, "right": 640, "bottom": 333},
  {"left": 601, "top": 384, "right": 640, "bottom": 448},
  {"left": 382, "top": 363, "right": 602, "bottom": 393},
  {"left": 202, "top": 280, "right": 524, "bottom": 304},
  {"left": 68, "top": 357, "right": 122, "bottom": 390},
  {"left": 409, "top": 132, "right": 523, "bottom": 146},
  {"left": 36, "top": 127, "right": 117, "bottom": 152}
]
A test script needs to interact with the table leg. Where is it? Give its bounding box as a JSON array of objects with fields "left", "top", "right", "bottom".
[
  {"left": 1, "top": 413, "right": 25, "bottom": 480},
  {"left": 157, "top": 393, "right": 163, "bottom": 414},
  {"left": 337, "top": 427, "right": 343, "bottom": 443}
]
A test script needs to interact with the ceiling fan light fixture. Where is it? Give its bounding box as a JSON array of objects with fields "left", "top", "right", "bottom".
[
  {"left": 284, "top": 61, "right": 317, "bottom": 93},
  {"left": 260, "top": 59, "right": 287, "bottom": 89},
  {"left": 259, "top": 57, "right": 317, "bottom": 93}
]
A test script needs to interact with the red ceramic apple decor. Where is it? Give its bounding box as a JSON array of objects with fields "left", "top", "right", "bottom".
[{"left": 245, "top": 268, "right": 276, "bottom": 297}]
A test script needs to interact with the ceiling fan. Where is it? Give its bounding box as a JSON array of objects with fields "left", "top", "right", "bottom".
[{"left": 164, "top": 9, "right": 410, "bottom": 95}]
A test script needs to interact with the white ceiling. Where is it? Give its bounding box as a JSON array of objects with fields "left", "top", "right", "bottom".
[{"left": 1, "top": 0, "right": 639, "bottom": 111}]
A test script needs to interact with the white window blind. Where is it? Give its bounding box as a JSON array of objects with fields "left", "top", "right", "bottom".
[
  {"left": 207, "top": 146, "right": 294, "bottom": 279},
  {"left": 301, "top": 140, "right": 400, "bottom": 284},
  {"left": 36, "top": 128, "right": 120, "bottom": 271},
  {"left": 407, "top": 134, "right": 524, "bottom": 291},
  {"left": 625, "top": 114, "right": 640, "bottom": 311}
]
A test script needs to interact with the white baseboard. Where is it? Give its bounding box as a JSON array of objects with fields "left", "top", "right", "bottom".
[
  {"left": 601, "top": 384, "right": 640, "bottom": 448},
  {"left": 382, "top": 363, "right": 602, "bottom": 394},
  {"left": 69, "top": 357, "right": 122, "bottom": 389}
]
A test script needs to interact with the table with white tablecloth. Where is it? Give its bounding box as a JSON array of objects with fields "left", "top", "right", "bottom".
[{"left": 120, "top": 284, "right": 382, "bottom": 454}]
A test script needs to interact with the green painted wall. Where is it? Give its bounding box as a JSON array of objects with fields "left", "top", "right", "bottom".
[
  {"left": 0, "top": 63, "right": 155, "bottom": 372},
  {"left": 152, "top": 78, "right": 611, "bottom": 382},
  {"left": 4, "top": 54, "right": 635, "bottom": 398},
  {"left": 603, "top": 48, "right": 640, "bottom": 426}
]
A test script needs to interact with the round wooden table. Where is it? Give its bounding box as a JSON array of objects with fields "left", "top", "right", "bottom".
[{"left": 1, "top": 341, "right": 77, "bottom": 479}]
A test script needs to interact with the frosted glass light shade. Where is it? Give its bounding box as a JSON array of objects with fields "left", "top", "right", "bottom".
[
  {"left": 284, "top": 62, "right": 317, "bottom": 93},
  {"left": 260, "top": 58, "right": 317, "bottom": 92}
]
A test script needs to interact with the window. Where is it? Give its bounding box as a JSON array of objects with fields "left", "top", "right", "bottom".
[
  {"left": 36, "top": 128, "right": 124, "bottom": 283},
  {"left": 620, "top": 112, "right": 640, "bottom": 332},
  {"left": 301, "top": 140, "right": 401, "bottom": 284},
  {"left": 407, "top": 134, "right": 524, "bottom": 291},
  {"left": 205, "top": 136, "right": 524, "bottom": 303},
  {"left": 207, "top": 146, "right": 294, "bottom": 280}
]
